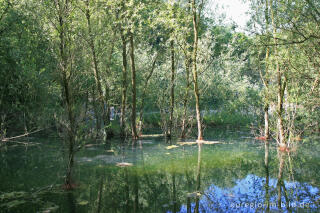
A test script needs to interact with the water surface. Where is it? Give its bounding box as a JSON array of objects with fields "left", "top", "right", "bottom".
[{"left": 0, "top": 130, "right": 319, "bottom": 212}]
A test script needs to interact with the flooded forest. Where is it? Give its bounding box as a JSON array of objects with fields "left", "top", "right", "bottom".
[{"left": 0, "top": 0, "right": 319, "bottom": 212}]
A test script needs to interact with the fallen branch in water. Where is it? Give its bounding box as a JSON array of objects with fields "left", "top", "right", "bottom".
[
  {"left": 1, "top": 128, "right": 46, "bottom": 142},
  {"left": 178, "top": 141, "right": 223, "bottom": 146},
  {"left": 116, "top": 162, "right": 133, "bottom": 167},
  {"left": 140, "top": 134, "right": 164, "bottom": 138}
]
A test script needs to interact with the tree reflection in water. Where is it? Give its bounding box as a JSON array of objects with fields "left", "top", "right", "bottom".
[
  {"left": 1, "top": 134, "right": 319, "bottom": 212},
  {"left": 177, "top": 142, "right": 319, "bottom": 213}
]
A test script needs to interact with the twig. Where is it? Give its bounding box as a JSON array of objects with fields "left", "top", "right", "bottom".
[{"left": 1, "top": 128, "right": 47, "bottom": 142}]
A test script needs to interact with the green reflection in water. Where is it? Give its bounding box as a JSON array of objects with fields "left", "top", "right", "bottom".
[{"left": 0, "top": 130, "right": 319, "bottom": 212}]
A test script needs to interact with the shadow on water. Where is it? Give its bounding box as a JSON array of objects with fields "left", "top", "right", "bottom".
[{"left": 0, "top": 129, "right": 319, "bottom": 212}]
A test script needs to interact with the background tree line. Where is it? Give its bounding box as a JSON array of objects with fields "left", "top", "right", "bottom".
[{"left": 0, "top": 0, "right": 319, "bottom": 148}]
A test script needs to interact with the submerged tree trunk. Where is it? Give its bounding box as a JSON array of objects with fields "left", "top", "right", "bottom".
[
  {"left": 139, "top": 54, "right": 158, "bottom": 135},
  {"left": 192, "top": 0, "right": 203, "bottom": 141},
  {"left": 92, "top": 88, "right": 102, "bottom": 134},
  {"left": 104, "top": 35, "right": 116, "bottom": 139},
  {"left": 130, "top": 33, "right": 138, "bottom": 139},
  {"left": 62, "top": 36, "right": 76, "bottom": 189},
  {"left": 104, "top": 86, "right": 111, "bottom": 137},
  {"left": 264, "top": 104, "right": 270, "bottom": 139},
  {"left": 85, "top": 0, "right": 106, "bottom": 138},
  {"left": 55, "top": 0, "right": 76, "bottom": 188},
  {"left": 168, "top": 40, "right": 175, "bottom": 137},
  {"left": 181, "top": 2, "right": 192, "bottom": 139},
  {"left": 181, "top": 57, "right": 191, "bottom": 139},
  {"left": 271, "top": 1, "right": 286, "bottom": 147},
  {"left": 263, "top": 0, "right": 270, "bottom": 140},
  {"left": 120, "top": 29, "right": 127, "bottom": 137},
  {"left": 65, "top": 141, "right": 75, "bottom": 188}
]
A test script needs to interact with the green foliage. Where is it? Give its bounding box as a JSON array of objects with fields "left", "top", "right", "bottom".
[
  {"left": 143, "top": 113, "right": 162, "bottom": 129},
  {"left": 0, "top": 0, "right": 318, "bottom": 140},
  {"left": 203, "top": 111, "right": 254, "bottom": 127},
  {"left": 0, "top": 4, "right": 56, "bottom": 135},
  {"left": 248, "top": 0, "right": 320, "bottom": 137}
]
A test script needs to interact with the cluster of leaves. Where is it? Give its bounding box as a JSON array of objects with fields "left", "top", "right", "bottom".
[
  {"left": 248, "top": 0, "right": 320, "bottom": 136},
  {"left": 0, "top": 1, "right": 57, "bottom": 136}
]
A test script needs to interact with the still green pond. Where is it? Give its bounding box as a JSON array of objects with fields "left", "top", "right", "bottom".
[{"left": 0, "top": 129, "right": 319, "bottom": 212}]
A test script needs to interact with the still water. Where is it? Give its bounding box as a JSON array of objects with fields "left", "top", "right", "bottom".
[{"left": 0, "top": 129, "right": 319, "bottom": 212}]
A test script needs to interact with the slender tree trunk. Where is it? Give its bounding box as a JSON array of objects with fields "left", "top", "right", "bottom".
[
  {"left": 139, "top": 54, "right": 158, "bottom": 135},
  {"left": 0, "top": 115, "right": 7, "bottom": 141},
  {"left": 85, "top": 0, "right": 106, "bottom": 137},
  {"left": 104, "top": 86, "right": 111, "bottom": 138},
  {"left": 120, "top": 29, "right": 127, "bottom": 137},
  {"left": 104, "top": 37, "right": 116, "bottom": 139},
  {"left": 192, "top": 0, "right": 203, "bottom": 141},
  {"left": 181, "top": 57, "right": 191, "bottom": 139},
  {"left": 65, "top": 131, "right": 75, "bottom": 188},
  {"left": 92, "top": 89, "right": 101, "bottom": 134},
  {"left": 130, "top": 33, "right": 138, "bottom": 139},
  {"left": 55, "top": 0, "right": 76, "bottom": 188},
  {"left": 169, "top": 40, "right": 175, "bottom": 137},
  {"left": 181, "top": 2, "right": 192, "bottom": 139},
  {"left": 271, "top": 1, "right": 286, "bottom": 147},
  {"left": 84, "top": 91, "right": 89, "bottom": 122},
  {"left": 263, "top": 0, "right": 270, "bottom": 140},
  {"left": 264, "top": 104, "right": 270, "bottom": 139}
]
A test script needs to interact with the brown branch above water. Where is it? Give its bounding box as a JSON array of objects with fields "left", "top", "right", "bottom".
[{"left": 1, "top": 128, "right": 47, "bottom": 142}]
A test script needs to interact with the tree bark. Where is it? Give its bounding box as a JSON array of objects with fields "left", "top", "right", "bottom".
[
  {"left": 271, "top": 1, "right": 286, "bottom": 147},
  {"left": 181, "top": 2, "right": 192, "bottom": 139},
  {"left": 92, "top": 88, "right": 101, "bottom": 133},
  {"left": 120, "top": 29, "right": 127, "bottom": 137},
  {"left": 181, "top": 56, "right": 191, "bottom": 139},
  {"left": 168, "top": 40, "right": 175, "bottom": 137},
  {"left": 85, "top": 0, "right": 106, "bottom": 137},
  {"left": 139, "top": 53, "right": 158, "bottom": 135},
  {"left": 192, "top": 0, "right": 203, "bottom": 141},
  {"left": 55, "top": 0, "right": 76, "bottom": 188},
  {"left": 130, "top": 33, "right": 138, "bottom": 139},
  {"left": 263, "top": 0, "right": 270, "bottom": 140},
  {"left": 104, "top": 86, "right": 111, "bottom": 137},
  {"left": 104, "top": 34, "right": 116, "bottom": 139},
  {"left": 264, "top": 104, "right": 270, "bottom": 139}
]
